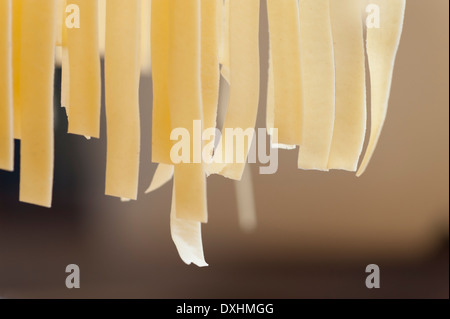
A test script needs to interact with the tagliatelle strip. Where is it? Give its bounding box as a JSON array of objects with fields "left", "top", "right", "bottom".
[
  {"left": 267, "top": 0, "right": 303, "bottom": 146},
  {"left": 328, "top": 0, "right": 366, "bottom": 171},
  {"left": 297, "top": 0, "right": 335, "bottom": 171},
  {"left": 11, "top": 0, "right": 22, "bottom": 139},
  {"left": 151, "top": 0, "right": 172, "bottom": 164},
  {"left": 140, "top": 0, "right": 151, "bottom": 74},
  {"left": 66, "top": 0, "right": 101, "bottom": 138},
  {"left": 170, "top": 184, "right": 208, "bottom": 267},
  {"left": 105, "top": 0, "right": 141, "bottom": 200},
  {"left": 168, "top": 0, "right": 207, "bottom": 223},
  {"left": 357, "top": 0, "right": 406, "bottom": 176},
  {"left": 0, "top": 0, "right": 13, "bottom": 171},
  {"left": 208, "top": 0, "right": 260, "bottom": 181},
  {"left": 201, "top": 0, "right": 221, "bottom": 153},
  {"left": 19, "top": 0, "right": 56, "bottom": 207},
  {"left": 220, "top": 0, "right": 230, "bottom": 83},
  {"left": 98, "top": 0, "right": 105, "bottom": 56}
]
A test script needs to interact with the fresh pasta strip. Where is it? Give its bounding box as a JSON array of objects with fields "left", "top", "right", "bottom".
[
  {"left": 54, "top": 0, "right": 65, "bottom": 66},
  {"left": 98, "top": 0, "right": 105, "bottom": 56},
  {"left": 151, "top": 0, "right": 172, "bottom": 164},
  {"left": 105, "top": 0, "right": 141, "bottom": 200},
  {"left": 60, "top": 0, "right": 70, "bottom": 109},
  {"left": 357, "top": 0, "right": 406, "bottom": 176},
  {"left": 55, "top": 0, "right": 64, "bottom": 47},
  {"left": 11, "top": 0, "right": 22, "bottom": 139},
  {"left": 140, "top": 0, "right": 151, "bottom": 74},
  {"left": 328, "top": 0, "right": 366, "bottom": 171},
  {"left": 168, "top": 0, "right": 207, "bottom": 223},
  {"left": 208, "top": 0, "right": 260, "bottom": 181},
  {"left": 220, "top": 0, "right": 230, "bottom": 83},
  {"left": 145, "top": 163, "right": 174, "bottom": 194},
  {"left": 201, "top": 0, "right": 221, "bottom": 156},
  {"left": 19, "top": 0, "right": 56, "bottom": 207},
  {"left": 267, "top": 0, "right": 303, "bottom": 146},
  {"left": 170, "top": 185, "right": 208, "bottom": 267},
  {"left": 297, "top": 0, "right": 335, "bottom": 171},
  {"left": 66, "top": 0, "right": 101, "bottom": 138},
  {"left": 0, "top": 0, "right": 13, "bottom": 171},
  {"left": 234, "top": 164, "right": 257, "bottom": 232}
]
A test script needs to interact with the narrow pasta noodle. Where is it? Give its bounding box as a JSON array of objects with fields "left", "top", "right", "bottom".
[
  {"left": 105, "top": 0, "right": 141, "bottom": 200},
  {"left": 168, "top": 0, "right": 207, "bottom": 223},
  {"left": 140, "top": 0, "right": 151, "bottom": 74},
  {"left": 208, "top": 0, "right": 260, "bottom": 181},
  {"left": 267, "top": 0, "right": 303, "bottom": 147},
  {"left": 357, "top": 0, "right": 406, "bottom": 176},
  {"left": 0, "top": 0, "right": 13, "bottom": 171},
  {"left": 19, "top": 0, "right": 56, "bottom": 208},
  {"left": 151, "top": 0, "right": 172, "bottom": 164},
  {"left": 66, "top": 0, "right": 101, "bottom": 139},
  {"left": 234, "top": 164, "right": 257, "bottom": 232},
  {"left": 170, "top": 185, "right": 208, "bottom": 267},
  {"left": 220, "top": 0, "right": 230, "bottom": 83},
  {"left": 98, "top": 0, "right": 105, "bottom": 56},
  {"left": 201, "top": 0, "right": 221, "bottom": 159},
  {"left": 297, "top": 0, "right": 335, "bottom": 171},
  {"left": 327, "top": 0, "right": 366, "bottom": 171},
  {"left": 11, "top": 0, "right": 22, "bottom": 139}
]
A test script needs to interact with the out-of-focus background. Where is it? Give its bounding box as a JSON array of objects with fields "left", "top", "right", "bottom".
[{"left": 0, "top": 0, "right": 448, "bottom": 298}]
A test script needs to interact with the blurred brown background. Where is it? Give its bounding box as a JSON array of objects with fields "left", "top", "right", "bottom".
[{"left": 0, "top": 0, "right": 448, "bottom": 298}]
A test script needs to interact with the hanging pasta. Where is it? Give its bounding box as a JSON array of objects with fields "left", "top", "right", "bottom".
[
  {"left": 357, "top": 0, "right": 406, "bottom": 176},
  {"left": 0, "top": 0, "right": 13, "bottom": 172},
  {"left": 0, "top": 0, "right": 408, "bottom": 266},
  {"left": 18, "top": 0, "right": 57, "bottom": 207},
  {"left": 65, "top": 0, "right": 101, "bottom": 139},
  {"left": 105, "top": 0, "right": 141, "bottom": 200},
  {"left": 328, "top": 0, "right": 367, "bottom": 171}
]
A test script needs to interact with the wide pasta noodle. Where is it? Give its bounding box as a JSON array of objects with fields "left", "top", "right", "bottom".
[
  {"left": 267, "top": 0, "right": 303, "bottom": 147},
  {"left": 357, "top": 0, "right": 406, "bottom": 176},
  {"left": 18, "top": 0, "right": 56, "bottom": 207},
  {"left": 168, "top": 0, "right": 207, "bottom": 223},
  {"left": 328, "top": 0, "right": 366, "bottom": 171},
  {"left": 105, "top": 0, "right": 141, "bottom": 200}
]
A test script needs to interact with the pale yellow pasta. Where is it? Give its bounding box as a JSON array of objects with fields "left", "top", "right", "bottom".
[
  {"left": 357, "top": 0, "right": 406, "bottom": 176},
  {"left": 151, "top": 0, "right": 172, "bottom": 164},
  {"left": 0, "top": 0, "right": 13, "bottom": 171},
  {"left": 66, "top": 0, "right": 101, "bottom": 138},
  {"left": 297, "top": 0, "right": 335, "bottom": 171},
  {"left": 328, "top": 0, "right": 366, "bottom": 171},
  {"left": 19, "top": 0, "right": 56, "bottom": 208},
  {"left": 105, "top": 0, "right": 141, "bottom": 200},
  {"left": 267, "top": 0, "right": 303, "bottom": 146},
  {"left": 168, "top": 0, "right": 207, "bottom": 223}
]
